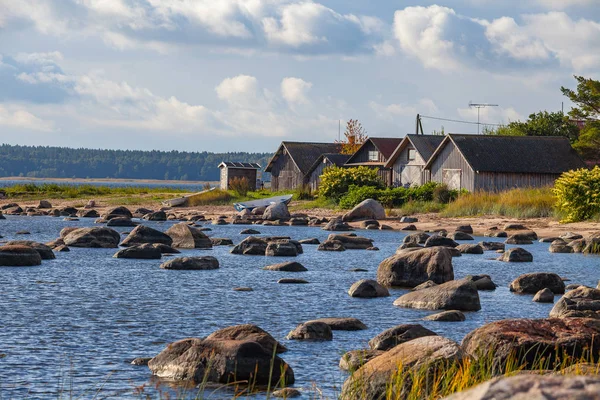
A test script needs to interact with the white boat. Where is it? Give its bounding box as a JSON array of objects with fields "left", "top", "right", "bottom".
[
  {"left": 234, "top": 194, "right": 293, "bottom": 212},
  {"left": 162, "top": 187, "right": 216, "bottom": 207}
]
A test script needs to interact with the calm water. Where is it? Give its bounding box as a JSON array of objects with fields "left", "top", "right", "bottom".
[
  {"left": 0, "top": 216, "right": 599, "bottom": 399},
  {"left": 0, "top": 179, "right": 212, "bottom": 191}
]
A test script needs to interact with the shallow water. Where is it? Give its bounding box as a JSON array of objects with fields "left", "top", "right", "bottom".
[{"left": 0, "top": 216, "right": 598, "bottom": 399}]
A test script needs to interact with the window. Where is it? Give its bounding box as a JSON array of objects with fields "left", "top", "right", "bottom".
[
  {"left": 368, "top": 150, "right": 378, "bottom": 161},
  {"left": 408, "top": 149, "right": 416, "bottom": 161}
]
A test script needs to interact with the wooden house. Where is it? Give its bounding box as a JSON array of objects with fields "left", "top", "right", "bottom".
[
  {"left": 218, "top": 162, "right": 261, "bottom": 191},
  {"left": 265, "top": 142, "right": 340, "bottom": 191},
  {"left": 384, "top": 134, "right": 445, "bottom": 187},
  {"left": 344, "top": 137, "right": 403, "bottom": 186},
  {"left": 306, "top": 153, "right": 351, "bottom": 192},
  {"left": 423, "top": 134, "right": 585, "bottom": 191}
]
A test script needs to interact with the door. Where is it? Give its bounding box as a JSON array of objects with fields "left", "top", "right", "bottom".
[{"left": 443, "top": 169, "right": 462, "bottom": 190}]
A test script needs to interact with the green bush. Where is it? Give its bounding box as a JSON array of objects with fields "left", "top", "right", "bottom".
[
  {"left": 337, "top": 182, "right": 451, "bottom": 209},
  {"left": 553, "top": 166, "right": 600, "bottom": 222},
  {"left": 319, "top": 166, "right": 385, "bottom": 201},
  {"left": 338, "top": 185, "right": 382, "bottom": 209}
]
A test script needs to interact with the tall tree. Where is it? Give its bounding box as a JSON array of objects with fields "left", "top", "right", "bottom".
[
  {"left": 561, "top": 75, "right": 600, "bottom": 121},
  {"left": 337, "top": 119, "right": 368, "bottom": 155},
  {"left": 485, "top": 111, "right": 579, "bottom": 143}
]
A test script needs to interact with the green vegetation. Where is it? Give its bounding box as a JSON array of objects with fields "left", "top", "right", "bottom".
[
  {"left": 442, "top": 188, "right": 555, "bottom": 218},
  {"left": 0, "top": 144, "right": 270, "bottom": 181},
  {"left": 338, "top": 183, "right": 460, "bottom": 209},
  {"left": 319, "top": 166, "right": 385, "bottom": 201},
  {"left": 2, "top": 183, "right": 188, "bottom": 199},
  {"left": 490, "top": 111, "right": 579, "bottom": 143},
  {"left": 553, "top": 166, "right": 600, "bottom": 223}
]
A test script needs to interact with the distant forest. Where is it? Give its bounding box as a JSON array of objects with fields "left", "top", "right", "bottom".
[{"left": 0, "top": 144, "right": 272, "bottom": 181}]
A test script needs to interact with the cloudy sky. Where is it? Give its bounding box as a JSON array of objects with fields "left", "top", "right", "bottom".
[{"left": 0, "top": 0, "right": 599, "bottom": 152}]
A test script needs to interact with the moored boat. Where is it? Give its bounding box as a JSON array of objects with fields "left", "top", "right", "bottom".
[{"left": 234, "top": 194, "right": 292, "bottom": 212}]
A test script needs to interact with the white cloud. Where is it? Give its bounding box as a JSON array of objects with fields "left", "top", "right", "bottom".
[
  {"left": 0, "top": 105, "right": 54, "bottom": 132},
  {"left": 281, "top": 77, "right": 312, "bottom": 105},
  {"left": 457, "top": 105, "right": 524, "bottom": 125},
  {"left": 215, "top": 74, "right": 260, "bottom": 108},
  {"left": 535, "top": 0, "right": 596, "bottom": 9},
  {"left": 370, "top": 99, "right": 439, "bottom": 119},
  {"left": 483, "top": 17, "right": 550, "bottom": 60}
]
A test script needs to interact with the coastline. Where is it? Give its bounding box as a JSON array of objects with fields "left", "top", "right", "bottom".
[{"left": 0, "top": 176, "right": 218, "bottom": 186}]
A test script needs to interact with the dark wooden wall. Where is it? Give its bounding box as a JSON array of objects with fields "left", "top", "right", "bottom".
[
  {"left": 428, "top": 142, "right": 475, "bottom": 191},
  {"left": 474, "top": 172, "right": 559, "bottom": 192},
  {"left": 349, "top": 142, "right": 385, "bottom": 163},
  {"left": 269, "top": 151, "right": 303, "bottom": 191}
]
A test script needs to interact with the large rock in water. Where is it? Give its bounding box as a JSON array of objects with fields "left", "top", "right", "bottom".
[
  {"left": 342, "top": 199, "right": 386, "bottom": 222},
  {"left": 424, "top": 235, "right": 459, "bottom": 248},
  {"left": 376, "top": 247, "right": 454, "bottom": 288},
  {"left": 326, "top": 234, "right": 373, "bottom": 249},
  {"left": 63, "top": 227, "right": 121, "bottom": 248},
  {"left": 103, "top": 206, "right": 133, "bottom": 220},
  {"left": 5, "top": 241, "right": 55, "bottom": 260},
  {"left": 265, "top": 242, "right": 298, "bottom": 257},
  {"left": 148, "top": 337, "right": 294, "bottom": 385},
  {"left": 442, "top": 375, "right": 600, "bottom": 400},
  {"left": 322, "top": 218, "right": 353, "bottom": 231},
  {"left": 263, "top": 261, "right": 307, "bottom": 272},
  {"left": 497, "top": 247, "right": 533, "bottom": 262},
  {"left": 461, "top": 318, "right": 600, "bottom": 369},
  {"left": 341, "top": 336, "right": 465, "bottom": 400},
  {"left": 286, "top": 321, "right": 332, "bottom": 341},
  {"left": 205, "top": 324, "right": 287, "bottom": 353},
  {"left": 230, "top": 236, "right": 268, "bottom": 255},
  {"left": 393, "top": 279, "right": 481, "bottom": 311},
  {"left": 307, "top": 317, "right": 367, "bottom": 331},
  {"left": 348, "top": 279, "right": 390, "bottom": 298},
  {"left": 369, "top": 324, "right": 438, "bottom": 351},
  {"left": 263, "top": 202, "right": 290, "bottom": 221},
  {"left": 550, "top": 287, "right": 600, "bottom": 319},
  {"left": 120, "top": 225, "right": 173, "bottom": 247},
  {"left": 113, "top": 244, "right": 162, "bottom": 259},
  {"left": 509, "top": 272, "right": 565, "bottom": 294},
  {"left": 0, "top": 245, "right": 42, "bottom": 266},
  {"left": 166, "top": 223, "right": 212, "bottom": 249},
  {"left": 160, "top": 256, "right": 219, "bottom": 270}
]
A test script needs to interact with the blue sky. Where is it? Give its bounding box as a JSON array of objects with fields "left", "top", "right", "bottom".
[{"left": 0, "top": 0, "right": 599, "bottom": 152}]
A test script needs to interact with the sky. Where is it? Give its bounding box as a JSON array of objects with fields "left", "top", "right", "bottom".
[{"left": 0, "top": 0, "right": 599, "bottom": 153}]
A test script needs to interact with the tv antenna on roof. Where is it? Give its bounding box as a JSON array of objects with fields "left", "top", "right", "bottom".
[{"left": 469, "top": 102, "right": 498, "bottom": 134}]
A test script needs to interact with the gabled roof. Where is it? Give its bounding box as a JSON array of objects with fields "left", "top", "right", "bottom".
[
  {"left": 218, "top": 161, "right": 261, "bottom": 169},
  {"left": 345, "top": 137, "right": 403, "bottom": 164},
  {"left": 384, "top": 134, "right": 445, "bottom": 168},
  {"left": 424, "top": 134, "right": 586, "bottom": 174},
  {"left": 306, "top": 153, "right": 351, "bottom": 176},
  {"left": 264, "top": 142, "right": 340, "bottom": 175}
]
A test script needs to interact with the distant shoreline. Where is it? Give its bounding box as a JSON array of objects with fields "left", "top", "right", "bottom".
[{"left": 0, "top": 177, "right": 218, "bottom": 185}]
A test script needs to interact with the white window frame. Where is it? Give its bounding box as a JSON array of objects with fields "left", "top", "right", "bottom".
[
  {"left": 408, "top": 149, "right": 416, "bottom": 161},
  {"left": 368, "top": 150, "right": 379, "bottom": 161}
]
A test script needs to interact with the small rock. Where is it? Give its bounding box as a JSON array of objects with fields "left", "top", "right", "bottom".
[
  {"left": 233, "top": 287, "right": 253, "bottom": 291},
  {"left": 263, "top": 261, "right": 307, "bottom": 272},
  {"left": 533, "top": 288, "right": 555, "bottom": 303},
  {"left": 131, "top": 357, "right": 152, "bottom": 366},
  {"left": 286, "top": 321, "right": 332, "bottom": 341},
  {"left": 348, "top": 279, "right": 390, "bottom": 298},
  {"left": 240, "top": 229, "right": 261, "bottom": 235},
  {"left": 423, "top": 310, "right": 466, "bottom": 322},
  {"left": 272, "top": 388, "right": 301, "bottom": 398},
  {"left": 278, "top": 278, "right": 309, "bottom": 284},
  {"left": 497, "top": 247, "right": 533, "bottom": 262}
]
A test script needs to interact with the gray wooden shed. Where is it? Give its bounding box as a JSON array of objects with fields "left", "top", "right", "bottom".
[
  {"left": 423, "top": 134, "right": 585, "bottom": 191},
  {"left": 306, "top": 153, "right": 351, "bottom": 192},
  {"left": 219, "top": 162, "right": 261, "bottom": 191},
  {"left": 384, "top": 134, "right": 445, "bottom": 187}
]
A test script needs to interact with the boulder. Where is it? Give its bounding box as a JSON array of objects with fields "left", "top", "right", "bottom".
[
  {"left": 230, "top": 236, "right": 268, "bottom": 255},
  {"left": 54, "top": 245, "right": 70, "bottom": 252},
  {"left": 60, "top": 227, "right": 79, "bottom": 238},
  {"left": 342, "top": 199, "right": 386, "bottom": 222},
  {"left": 263, "top": 261, "right": 307, "bottom": 272},
  {"left": 240, "top": 228, "right": 261, "bottom": 235},
  {"left": 103, "top": 206, "right": 133, "bottom": 220},
  {"left": 263, "top": 202, "right": 290, "bottom": 221},
  {"left": 265, "top": 242, "right": 298, "bottom": 257},
  {"left": 322, "top": 218, "right": 353, "bottom": 231},
  {"left": 339, "top": 349, "right": 384, "bottom": 371},
  {"left": 272, "top": 388, "right": 302, "bottom": 398},
  {"left": 423, "top": 310, "right": 466, "bottom": 322},
  {"left": 412, "top": 280, "right": 438, "bottom": 291},
  {"left": 37, "top": 200, "right": 52, "bottom": 209},
  {"left": 424, "top": 235, "right": 459, "bottom": 248},
  {"left": 348, "top": 279, "right": 390, "bottom": 298},
  {"left": 369, "top": 324, "right": 438, "bottom": 351},
  {"left": 455, "top": 225, "right": 473, "bottom": 234},
  {"left": 465, "top": 275, "right": 497, "bottom": 291},
  {"left": 583, "top": 233, "right": 600, "bottom": 254},
  {"left": 63, "top": 227, "right": 121, "bottom": 248},
  {"left": 400, "top": 216, "right": 418, "bottom": 223},
  {"left": 497, "top": 247, "right": 533, "bottom": 262},
  {"left": 401, "top": 224, "right": 417, "bottom": 231},
  {"left": 485, "top": 230, "right": 508, "bottom": 238},
  {"left": 403, "top": 232, "right": 430, "bottom": 244},
  {"left": 377, "top": 247, "right": 454, "bottom": 288},
  {"left": 326, "top": 234, "right": 373, "bottom": 249},
  {"left": 120, "top": 225, "right": 173, "bottom": 247},
  {"left": 569, "top": 239, "right": 588, "bottom": 253},
  {"left": 393, "top": 279, "right": 481, "bottom": 311},
  {"left": 106, "top": 217, "right": 137, "bottom": 227},
  {"left": 143, "top": 211, "right": 167, "bottom": 221},
  {"left": 360, "top": 219, "right": 380, "bottom": 229},
  {"left": 461, "top": 318, "right": 600, "bottom": 369},
  {"left": 479, "top": 241, "right": 505, "bottom": 251},
  {"left": 298, "top": 238, "right": 320, "bottom": 245},
  {"left": 539, "top": 236, "right": 561, "bottom": 243},
  {"left": 0, "top": 245, "right": 42, "bottom": 266},
  {"left": 278, "top": 278, "right": 308, "bottom": 284},
  {"left": 317, "top": 240, "right": 345, "bottom": 251},
  {"left": 252, "top": 206, "right": 267, "bottom": 216},
  {"left": 505, "top": 234, "right": 533, "bottom": 245},
  {"left": 398, "top": 242, "right": 423, "bottom": 250},
  {"left": 308, "top": 318, "right": 367, "bottom": 331},
  {"left": 341, "top": 336, "right": 465, "bottom": 400},
  {"left": 289, "top": 217, "right": 308, "bottom": 226},
  {"left": 130, "top": 357, "right": 152, "bottom": 366},
  {"left": 456, "top": 244, "right": 483, "bottom": 254},
  {"left": 152, "top": 243, "right": 179, "bottom": 254},
  {"left": 286, "top": 321, "right": 332, "bottom": 341},
  {"left": 561, "top": 232, "right": 584, "bottom": 241},
  {"left": 550, "top": 287, "right": 600, "bottom": 319},
  {"left": 205, "top": 324, "right": 287, "bottom": 354},
  {"left": 509, "top": 272, "right": 565, "bottom": 294},
  {"left": 533, "top": 288, "right": 555, "bottom": 303},
  {"left": 450, "top": 232, "right": 474, "bottom": 241},
  {"left": 160, "top": 256, "right": 219, "bottom": 270},
  {"left": 148, "top": 337, "right": 294, "bottom": 385},
  {"left": 210, "top": 238, "right": 233, "bottom": 246},
  {"left": 504, "top": 223, "right": 528, "bottom": 230},
  {"left": 442, "top": 375, "right": 600, "bottom": 400},
  {"left": 5, "top": 241, "right": 55, "bottom": 260},
  {"left": 77, "top": 209, "right": 99, "bottom": 218},
  {"left": 113, "top": 244, "right": 162, "bottom": 259},
  {"left": 166, "top": 223, "right": 212, "bottom": 249},
  {"left": 549, "top": 239, "right": 574, "bottom": 253}
]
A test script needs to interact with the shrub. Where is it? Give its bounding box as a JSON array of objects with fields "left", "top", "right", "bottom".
[
  {"left": 229, "top": 177, "right": 250, "bottom": 196},
  {"left": 337, "top": 182, "right": 446, "bottom": 209},
  {"left": 553, "top": 166, "right": 600, "bottom": 222},
  {"left": 319, "top": 166, "right": 385, "bottom": 201},
  {"left": 338, "top": 185, "right": 382, "bottom": 209}
]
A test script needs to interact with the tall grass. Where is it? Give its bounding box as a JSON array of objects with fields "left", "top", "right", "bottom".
[{"left": 442, "top": 188, "right": 556, "bottom": 218}]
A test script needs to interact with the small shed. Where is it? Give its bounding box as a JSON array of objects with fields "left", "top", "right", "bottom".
[
  {"left": 384, "top": 134, "right": 445, "bottom": 187},
  {"left": 344, "top": 137, "right": 403, "bottom": 186},
  {"left": 306, "top": 153, "right": 351, "bottom": 192},
  {"left": 218, "top": 162, "right": 261, "bottom": 191},
  {"left": 423, "top": 134, "right": 586, "bottom": 191}
]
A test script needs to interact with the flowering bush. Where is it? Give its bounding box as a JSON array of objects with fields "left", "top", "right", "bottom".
[{"left": 553, "top": 166, "right": 600, "bottom": 222}]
